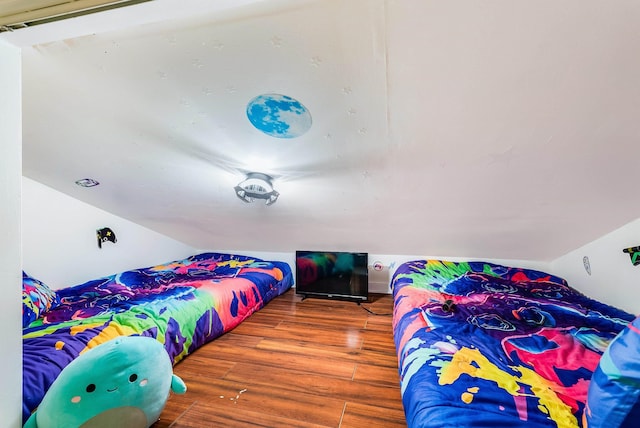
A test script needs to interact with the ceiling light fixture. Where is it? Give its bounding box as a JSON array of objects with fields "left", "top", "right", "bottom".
[
  {"left": 234, "top": 172, "right": 279, "bottom": 206},
  {"left": 75, "top": 178, "right": 100, "bottom": 187}
]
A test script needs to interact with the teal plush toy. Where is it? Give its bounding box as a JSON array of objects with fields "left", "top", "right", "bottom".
[{"left": 24, "top": 336, "right": 186, "bottom": 428}]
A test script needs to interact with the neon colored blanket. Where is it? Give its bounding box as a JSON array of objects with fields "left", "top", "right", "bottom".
[
  {"left": 392, "top": 260, "right": 633, "bottom": 427},
  {"left": 23, "top": 252, "right": 293, "bottom": 423}
]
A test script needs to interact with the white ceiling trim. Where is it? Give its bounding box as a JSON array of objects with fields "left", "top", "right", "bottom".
[
  {"left": 0, "top": 0, "right": 279, "bottom": 47},
  {"left": 0, "top": 0, "right": 152, "bottom": 30}
]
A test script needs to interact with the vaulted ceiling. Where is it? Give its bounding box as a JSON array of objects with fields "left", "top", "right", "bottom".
[{"left": 4, "top": 0, "right": 640, "bottom": 260}]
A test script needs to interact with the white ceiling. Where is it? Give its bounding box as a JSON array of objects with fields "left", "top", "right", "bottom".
[{"left": 6, "top": 0, "right": 640, "bottom": 261}]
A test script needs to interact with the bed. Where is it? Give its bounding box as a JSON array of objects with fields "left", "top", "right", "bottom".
[
  {"left": 391, "top": 259, "right": 635, "bottom": 428},
  {"left": 22, "top": 252, "right": 293, "bottom": 423}
]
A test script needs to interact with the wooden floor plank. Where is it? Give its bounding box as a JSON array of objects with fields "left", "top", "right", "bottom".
[
  {"left": 233, "top": 321, "right": 365, "bottom": 348},
  {"left": 210, "top": 332, "right": 264, "bottom": 347},
  {"left": 173, "top": 356, "right": 236, "bottom": 379},
  {"left": 249, "top": 306, "right": 369, "bottom": 329},
  {"left": 223, "top": 363, "right": 402, "bottom": 408},
  {"left": 172, "top": 378, "right": 345, "bottom": 427},
  {"left": 364, "top": 316, "right": 394, "bottom": 332},
  {"left": 340, "top": 401, "right": 407, "bottom": 428},
  {"left": 255, "top": 338, "right": 399, "bottom": 369},
  {"left": 353, "top": 363, "right": 401, "bottom": 387},
  {"left": 153, "top": 290, "right": 406, "bottom": 427},
  {"left": 170, "top": 400, "right": 334, "bottom": 428},
  {"left": 196, "top": 339, "right": 358, "bottom": 379},
  {"left": 360, "top": 329, "right": 398, "bottom": 354}
]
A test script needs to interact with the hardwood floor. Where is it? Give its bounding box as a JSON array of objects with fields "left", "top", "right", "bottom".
[{"left": 152, "top": 289, "right": 406, "bottom": 427}]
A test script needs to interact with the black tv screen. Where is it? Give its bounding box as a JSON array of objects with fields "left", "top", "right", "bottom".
[{"left": 295, "top": 251, "right": 368, "bottom": 302}]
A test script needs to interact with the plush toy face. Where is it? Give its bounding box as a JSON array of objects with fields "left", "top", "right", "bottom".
[{"left": 32, "top": 336, "right": 180, "bottom": 428}]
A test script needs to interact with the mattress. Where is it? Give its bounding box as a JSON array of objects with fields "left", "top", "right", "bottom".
[
  {"left": 392, "top": 259, "right": 633, "bottom": 427},
  {"left": 22, "top": 252, "right": 293, "bottom": 422}
]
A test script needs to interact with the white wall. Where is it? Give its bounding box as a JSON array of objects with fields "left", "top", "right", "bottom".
[
  {"left": 551, "top": 218, "right": 640, "bottom": 315},
  {"left": 365, "top": 254, "right": 548, "bottom": 293},
  {"left": 219, "top": 249, "right": 549, "bottom": 294},
  {"left": 22, "top": 177, "right": 198, "bottom": 288},
  {"left": 0, "top": 39, "right": 23, "bottom": 428}
]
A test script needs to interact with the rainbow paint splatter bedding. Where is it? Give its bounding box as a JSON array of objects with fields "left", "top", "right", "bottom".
[
  {"left": 22, "top": 252, "right": 293, "bottom": 423},
  {"left": 392, "top": 259, "right": 634, "bottom": 428}
]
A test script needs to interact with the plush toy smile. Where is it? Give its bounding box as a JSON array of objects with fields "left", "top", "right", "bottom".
[{"left": 24, "top": 336, "right": 186, "bottom": 428}]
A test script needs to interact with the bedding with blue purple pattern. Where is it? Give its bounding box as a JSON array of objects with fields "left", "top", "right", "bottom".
[
  {"left": 392, "top": 259, "right": 633, "bottom": 428},
  {"left": 22, "top": 252, "right": 293, "bottom": 423}
]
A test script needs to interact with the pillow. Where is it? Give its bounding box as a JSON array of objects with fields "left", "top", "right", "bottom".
[
  {"left": 584, "top": 316, "right": 640, "bottom": 427},
  {"left": 23, "top": 336, "right": 186, "bottom": 427},
  {"left": 22, "top": 272, "right": 60, "bottom": 328}
]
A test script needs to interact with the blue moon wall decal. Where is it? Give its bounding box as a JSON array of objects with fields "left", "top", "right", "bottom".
[{"left": 246, "top": 94, "right": 312, "bottom": 138}]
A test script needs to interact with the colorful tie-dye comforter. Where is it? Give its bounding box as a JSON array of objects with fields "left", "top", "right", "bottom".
[
  {"left": 22, "top": 252, "right": 293, "bottom": 423},
  {"left": 392, "top": 259, "right": 634, "bottom": 428}
]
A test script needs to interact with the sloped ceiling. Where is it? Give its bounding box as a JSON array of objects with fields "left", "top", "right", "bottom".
[{"left": 5, "top": 0, "right": 640, "bottom": 261}]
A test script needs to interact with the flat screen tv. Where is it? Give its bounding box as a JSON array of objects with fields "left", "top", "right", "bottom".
[{"left": 295, "top": 251, "right": 368, "bottom": 302}]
